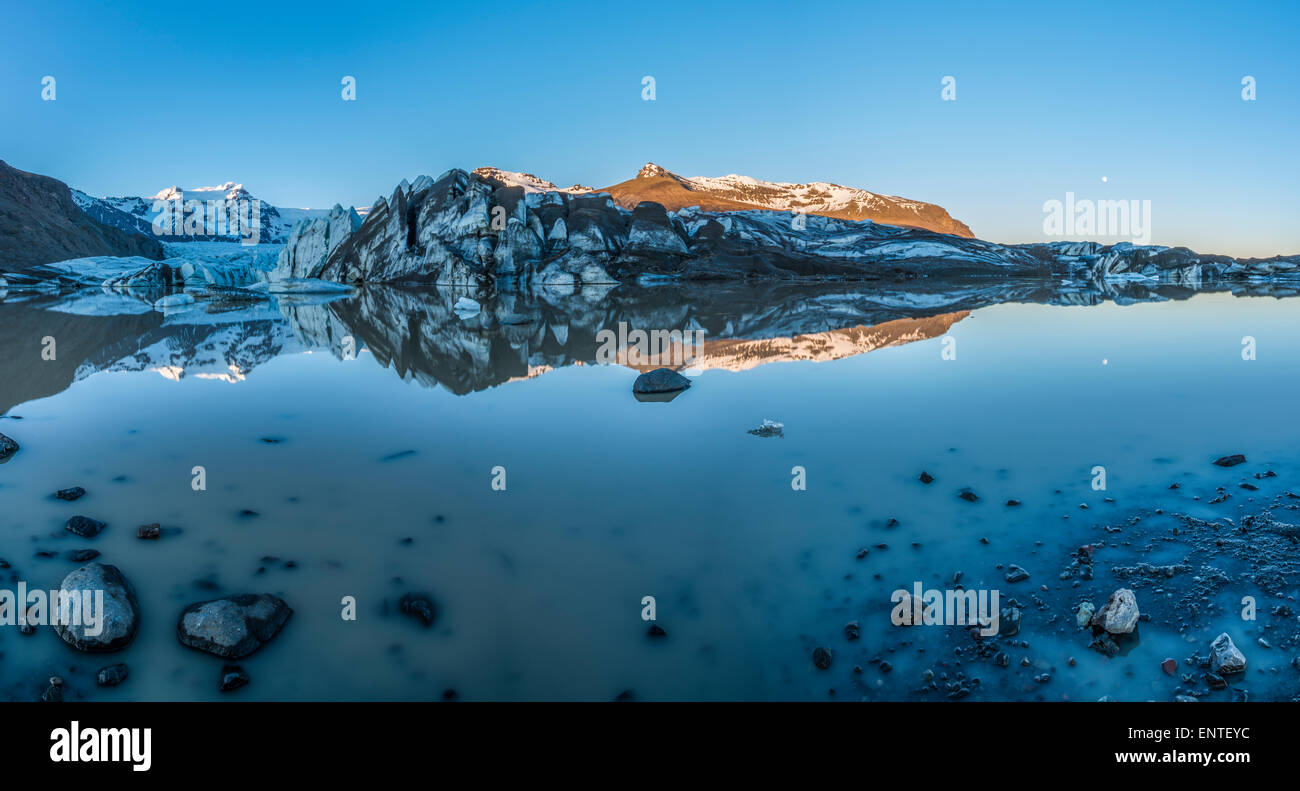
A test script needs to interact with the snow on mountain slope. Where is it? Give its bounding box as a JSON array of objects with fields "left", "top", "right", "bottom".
[
  {"left": 472, "top": 167, "right": 594, "bottom": 194},
  {"left": 76, "top": 183, "right": 332, "bottom": 244},
  {"left": 599, "top": 163, "right": 975, "bottom": 238}
]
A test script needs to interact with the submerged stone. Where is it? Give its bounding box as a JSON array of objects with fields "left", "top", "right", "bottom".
[
  {"left": 812, "top": 646, "right": 833, "bottom": 670},
  {"left": 97, "top": 663, "right": 129, "bottom": 687},
  {"left": 398, "top": 593, "right": 437, "bottom": 627}
]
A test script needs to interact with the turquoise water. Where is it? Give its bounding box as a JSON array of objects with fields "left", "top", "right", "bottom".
[{"left": 1, "top": 285, "right": 1298, "bottom": 701}]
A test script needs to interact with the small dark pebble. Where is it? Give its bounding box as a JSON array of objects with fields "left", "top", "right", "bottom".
[
  {"left": 54, "top": 487, "right": 86, "bottom": 502},
  {"left": 1004, "top": 565, "right": 1030, "bottom": 583},
  {"left": 219, "top": 665, "right": 250, "bottom": 691},
  {"left": 97, "top": 663, "right": 129, "bottom": 687},
  {"left": 399, "top": 594, "right": 437, "bottom": 627},
  {"left": 813, "top": 647, "right": 833, "bottom": 669},
  {"left": 42, "top": 677, "right": 64, "bottom": 702}
]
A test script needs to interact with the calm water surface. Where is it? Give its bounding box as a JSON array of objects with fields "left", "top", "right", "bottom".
[{"left": 1, "top": 283, "right": 1298, "bottom": 701}]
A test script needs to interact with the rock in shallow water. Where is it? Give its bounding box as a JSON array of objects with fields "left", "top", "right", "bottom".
[
  {"left": 1004, "top": 565, "right": 1030, "bottom": 583},
  {"left": 632, "top": 368, "right": 691, "bottom": 394},
  {"left": 747, "top": 419, "right": 784, "bottom": 438},
  {"left": 1213, "top": 454, "right": 1246, "bottom": 467},
  {"left": 53, "top": 563, "right": 140, "bottom": 652},
  {"left": 177, "top": 593, "right": 292, "bottom": 658},
  {"left": 1210, "top": 633, "right": 1247, "bottom": 674},
  {"left": 54, "top": 487, "right": 86, "bottom": 501},
  {"left": 97, "top": 663, "right": 129, "bottom": 687},
  {"left": 42, "top": 677, "right": 64, "bottom": 702},
  {"left": 0, "top": 432, "right": 18, "bottom": 463},
  {"left": 220, "top": 665, "right": 251, "bottom": 691},
  {"left": 398, "top": 594, "right": 437, "bottom": 627},
  {"left": 1091, "top": 588, "right": 1140, "bottom": 634},
  {"left": 65, "top": 516, "right": 105, "bottom": 538},
  {"left": 812, "top": 646, "right": 833, "bottom": 669}
]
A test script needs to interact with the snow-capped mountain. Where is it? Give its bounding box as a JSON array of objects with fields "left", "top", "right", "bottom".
[
  {"left": 271, "top": 167, "right": 1300, "bottom": 290},
  {"left": 472, "top": 167, "right": 594, "bottom": 194},
  {"left": 599, "top": 163, "right": 975, "bottom": 237},
  {"left": 72, "top": 182, "right": 331, "bottom": 244},
  {"left": 473, "top": 163, "right": 973, "bottom": 237}
]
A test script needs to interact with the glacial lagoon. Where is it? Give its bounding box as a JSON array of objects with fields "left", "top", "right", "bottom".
[{"left": 2, "top": 281, "right": 1299, "bottom": 701}]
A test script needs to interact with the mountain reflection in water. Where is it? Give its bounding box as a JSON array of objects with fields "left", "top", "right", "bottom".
[{"left": 3, "top": 278, "right": 1298, "bottom": 410}]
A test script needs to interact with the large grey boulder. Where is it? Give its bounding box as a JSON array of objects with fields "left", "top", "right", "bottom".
[
  {"left": 52, "top": 563, "right": 140, "bottom": 652},
  {"left": 1090, "top": 588, "right": 1140, "bottom": 634},
  {"left": 177, "top": 593, "right": 292, "bottom": 658}
]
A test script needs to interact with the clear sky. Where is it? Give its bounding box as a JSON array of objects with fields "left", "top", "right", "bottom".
[{"left": 3, "top": 0, "right": 1297, "bottom": 256}]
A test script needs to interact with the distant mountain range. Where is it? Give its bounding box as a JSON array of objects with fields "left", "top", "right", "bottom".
[
  {"left": 474, "top": 163, "right": 974, "bottom": 237},
  {"left": 5, "top": 160, "right": 1298, "bottom": 290},
  {"left": 0, "top": 160, "right": 335, "bottom": 270},
  {"left": 72, "top": 182, "right": 329, "bottom": 245},
  {"left": 272, "top": 167, "right": 1300, "bottom": 289}
]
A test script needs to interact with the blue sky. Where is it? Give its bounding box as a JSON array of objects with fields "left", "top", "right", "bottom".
[{"left": 3, "top": 0, "right": 1297, "bottom": 256}]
